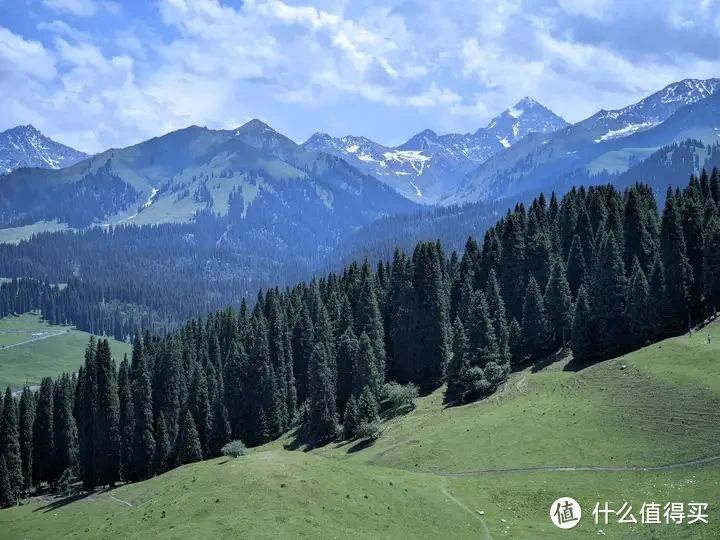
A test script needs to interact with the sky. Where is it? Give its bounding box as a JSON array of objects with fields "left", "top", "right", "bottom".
[{"left": 1, "top": 0, "right": 720, "bottom": 154}]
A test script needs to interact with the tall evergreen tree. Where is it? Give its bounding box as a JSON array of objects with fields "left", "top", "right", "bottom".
[
  {"left": 545, "top": 260, "right": 573, "bottom": 347},
  {"left": 18, "top": 387, "right": 34, "bottom": 495},
  {"left": 178, "top": 413, "right": 203, "bottom": 465},
  {"left": 703, "top": 216, "right": 720, "bottom": 314},
  {"left": 626, "top": 258, "right": 653, "bottom": 348},
  {"left": 352, "top": 332, "right": 382, "bottom": 399},
  {"left": 521, "top": 277, "right": 550, "bottom": 360},
  {"left": 153, "top": 411, "right": 170, "bottom": 475},
  {"left": 1, "top": 388, "right": 22, "bottom": 502},
  {"left": 306, "top": 344, "right": 338, "bottom": 443},
  {"left": 336, "top": 326, "right": 359, "bottom": 416},
  {"left": 571, "top": 285, "right": 595, "bottom": 362},
  {"left": 95, "top": 339, "right": 120, "bottom": 487},
  {"left": 118, "top": 358, "right": 134, "bottom": 480},
  {"left": 566, "top": 235, "right": 587, "bottom": 299},
  {"left": 187, "top": 363, "right": 212, "bottom": 456},
  {"left": 660, "top": 190, "right": 692, "bottom": 331},
  {"left": 32, "top": 377, "right": 54, "bottom": 488},
  {"left": 53, "top": 375, "right": 78, "bottom": 481},
  {"left": 591, "top": 233, "right": 628, "bottom": 359},
  {"left": 78, "top": 337, "right": 97, "bottom": 490},
  {"left": 356, "top": 386, "right": 380, "bottom": 426},
  {"left": 499, "top": 212, "right": 527, "bottom": 320}
]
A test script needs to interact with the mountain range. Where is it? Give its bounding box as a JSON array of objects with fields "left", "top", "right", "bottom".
[
  {"left": 302, "top": 97, "right": 568, "bottom": 203},
  {"left": 444, "top": 78, "right": 720, "bottom": 204},
  {"left": 0, "top": 125, "right": 87, "bottom": 173},
  {"left": 1, "top": 77, "right": 720, "bottom": 240}
]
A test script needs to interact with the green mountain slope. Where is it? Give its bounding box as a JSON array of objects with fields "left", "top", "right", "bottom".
[{"left": 3, "top": 321, "right": 719, "bottom": 539}]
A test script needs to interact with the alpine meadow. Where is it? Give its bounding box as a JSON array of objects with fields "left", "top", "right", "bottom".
[{"left": 2, "top": 2, "right": 720, "bottom": 539}]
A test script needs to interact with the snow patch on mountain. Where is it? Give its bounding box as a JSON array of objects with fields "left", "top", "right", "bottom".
[
  {"left": 0, "top": 125, "right": 87, "bottom": 173},
  {"left": 594, "top": 122, "right": 661, "bottom": 143}
]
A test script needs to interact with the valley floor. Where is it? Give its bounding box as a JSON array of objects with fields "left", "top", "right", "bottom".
[{"left": 3, "top": 322, "right": 720, "bottom": 539}]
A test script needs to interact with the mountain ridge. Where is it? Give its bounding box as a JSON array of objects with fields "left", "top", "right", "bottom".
[{"left": 0, "top": 124, "right": 88, "bottom": 173}]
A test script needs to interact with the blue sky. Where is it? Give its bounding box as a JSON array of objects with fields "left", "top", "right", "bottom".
[{"left": 1, "top": 0, "right": 719, "bottom": 153}]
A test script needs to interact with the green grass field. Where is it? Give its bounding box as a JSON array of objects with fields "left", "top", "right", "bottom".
[
  {"left": 0, "top": 313, "right": 131, "bottom": 390},
  {"left": 2, "top": 322, "right": 719, "bottom": 539}
]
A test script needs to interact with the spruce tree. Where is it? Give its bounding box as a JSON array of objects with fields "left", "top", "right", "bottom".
[
  {"left": 18, "top": 387, "right": 34, "bottom": 495},
  {"left": 499, "top": 212, "right": 527, "bottom": 320},
  {"left": 132, "top": 338, "right": 155, "bottom": 482},
  {"left": 0, "top": 456, "right": 10, "bottom": 505},
  {"left": 223, "top": 339, "right": 247, "bottom": 440},
  {"left": 660, "top": 190, "right": 692, "bottom": 331},
  {"left": 79, "top": 337, "right": 97, "bottom": 490},
  {"left": 32, "top": 377, "right": 54, "bottom": 488},
  {"left": 626, "top": 258, "right": 653, "bottom": 348},
  {"left": 153, "top": 411, "right": 171, "bottom": 475},
  {"left": 118, "top": 358, "right": 134, "bottom": 481},
  {"left": 356, "top": 386, "right": 380, "bottom": 425},
  {"left": 1, "top": 388, "right": 22, "bottom": 502},
  {"left": 342, "top": 395, "right": 359, "bottom": 439},
  {"left": 566, "top": 235, "right": 587, "bottom": 299},
  {"left": 570, "top": 285, "right": 595, "bottom": 362},
  {"left": 591, "top": 233, "right": 628, "bottom": 359},
  {"left": 291, "top": 303, "right": 314, "bottom": 404},
  {"left": 521, "top": 277, "right": 550, "bottom": 360},
  {"left": 355, "top": 263, "right": 386, "bottom": 375},
  {"left": 545, "top": 260, "right": 573, "bottom": 347},
  {"left": 306, "top": 344, "right": 338, "bottom": 443},
  {"left": 485, "top": 270, "right": 510, "bottom": 365},
  {"left": 95, "top": 339, "right": 120, "bottom": 487},
  {"left": 445, "top": 317, "right": 470, "bottom": 405},
  {"left": 336, "top": 326, "right": 359, "bottom": 416},
  {"left": 187, "top": 363, "right": 212, "bottom": 456},
  {"left": 703, "top": 216, "right": 720, "bottom": 314},
  {"left": 53, "top": 375, "right": 78, "bottom": 482},
  {"left": 178, "top": 413, "right": 203, "bottom": 465},
  {"left": 352, "top": 332, "right": 382, "bottom": 399},
  {"left": 209, "top": 398, "right": 231, "bottom": 458}
]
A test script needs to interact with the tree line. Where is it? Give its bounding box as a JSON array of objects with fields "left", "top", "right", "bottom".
[{"left": 2, "top": 169, "right": 720, "bottom": 504}]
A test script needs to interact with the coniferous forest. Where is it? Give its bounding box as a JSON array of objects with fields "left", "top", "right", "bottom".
[{"left": 2, "top": 169, "right": 720, "bottom": 504}]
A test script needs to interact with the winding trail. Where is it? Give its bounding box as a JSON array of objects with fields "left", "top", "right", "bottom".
[
  {"left": 1, "top": 330, "right": 65, "bottom": 351},
  {"left": 430, "top": 454, "right": 720, "bottom": 477},
  {"left": 110, "top": 495, "right": 133, "bottom": 508},
  {"left": 441, "top": 487, "right": 493, "bottom": 540}
]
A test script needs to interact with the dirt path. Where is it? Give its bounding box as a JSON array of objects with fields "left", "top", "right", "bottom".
[
  {"left": 110, "top": 495, "right": 133, "bottom": 508},
  {"left": 440, "top": 487, "right": 493, "bottom": 540},
  {"left": 1, "top": 330, "right": 65, "bottom": 351},
  {"left": 432, "top": 454, "right": 720, "bottom": 477}
]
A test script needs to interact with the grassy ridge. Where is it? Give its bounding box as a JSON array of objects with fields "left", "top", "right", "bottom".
[
  {"left": 0, "top": 313, "right": 131, "bottom": 389},
  {"left": 1, "top": 322, "right": 719, "bottom": 539}
]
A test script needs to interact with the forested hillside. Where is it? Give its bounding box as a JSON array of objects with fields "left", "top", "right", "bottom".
[{"left": 2, "top": 167, "right": 719, "bottom": 505}]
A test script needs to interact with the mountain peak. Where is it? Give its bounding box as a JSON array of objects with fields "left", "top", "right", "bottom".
[
  {"left": 0, "top": 124, "right": 87, "bottom": 173},
  {"left": 236, "top": 118, "right": 276, "bottom": 134},
  {"left": 480, "top": 98, "right": 568, "bottom": 145},
  {"left": 397, "top": 129, "right": 440, "bottom": 151}
]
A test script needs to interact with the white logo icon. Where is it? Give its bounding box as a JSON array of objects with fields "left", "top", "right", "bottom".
[{"left": 550, "top": 497, "right": 582, "bottom": 529}]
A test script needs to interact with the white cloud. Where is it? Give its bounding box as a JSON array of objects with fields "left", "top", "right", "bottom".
[
  {"left": 0, "top": 27, "right": 56, "bottom": 80},
  {"left": 42, "top": 0, "right": 98, "bottom": 17}
]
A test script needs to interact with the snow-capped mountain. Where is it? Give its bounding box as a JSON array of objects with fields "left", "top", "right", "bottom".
[
  {"left": 579, "top": 78, "right": 720, "bottom": 142},
  {"left": 482, "top": 97, "right": 569, "bottom": 148},
  {"left": 302, "top": 98, "right": 567, "bottom": 203},
  {"left": 444, "top": 78, "right": 720, "bottom": 206},
  {"left": 0, "top": 125, "right": 87, "bottom": 173}
]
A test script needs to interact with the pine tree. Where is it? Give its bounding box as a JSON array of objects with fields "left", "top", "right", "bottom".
[
  {"left": 209, "top": 398, "right": 231, "bottom": 458},
  {"left": 342, "top": 395, "right": 359, "bottom": 439},
  {"left": 18, "top": 387, "right": 34, "bottom": 495},
  {"left": 356, "top": 386, "right": 380, "bottom": 425},
  {"left": 566, "top": 235, "right": 587, "bottom": 299},
  {"left": 118, "top": 358, "right": 134, "bottom": 481},
  {"left": 291, "top": 303, "right": 314, "bottom": 404},
  {"left": 78, "top": 337, "right": 97, "bottom": 490},
  {"left": 153, "top": 411, "right": 171, "bottom": 475},
  {"left": 624, "top": 187, "right": 655, "bottom": 272},
  {"left": 32, "top": 377, "right": 54, "bottom": 488},
  {"left": 336, "top": 326, "right": 359, "bottom": 417},
  {"left": 521, "top": 277, "right": 550, "bottom": 360},
  {"left": 0, "top": 456, "right": 11, "bottom": 505},
  {"left": 187, "top": 363, "right": 212, "bottom": 456},
  {"left": 53, "top": 375, "right": 78, "bottom": 483},
  {"left": 306, "top": 344, "right": 338, "bottom": 443},
  {"left": 660, "top": 190, "right": 692, "bottom": 331},
  {"left": 445, "top": 317, "right": 470, "bottom": 405},
  {"left": 499, "top": 213, "right": 527, "bottom": 320},
  {"left": 545, "top": 260, "right": 573, "bottom": 347},
  {"left": 352, "top": 332, "right": 382, "bottom": 399},
  {"left": 355, "top": 263, "right": 386, "bottom": 375},
  {"left": 571, "top": 285, "right": 595, "bottom": 362},
  {"left": 703, "top": 216, "right": 720, "bottom": 314},
  {"left": 1, "top": 388, "right": 22, "bottom": 502},
  {"left": 178, "top": 413, "right": 203, "bottom": 465},
  {"left": 95, "top": 339, "right": 120, "bottom": 487},
  {"left": 155, "top": 338, "right": 182, "bottom": 459},
  {"left": 411, "top": 242, "right": 451, "bottom": 390},
  {"left": 591, "top": 233, "right": 628, "bottom": 359},
  {"left": 626, "top": 258, "right": 653, "bottom": 348},
  {"left": 132, "top": 337, "right": 155, "bottom": 482},
  {"left": 485, "top": 270, "right": 510, "bottom": 365}
]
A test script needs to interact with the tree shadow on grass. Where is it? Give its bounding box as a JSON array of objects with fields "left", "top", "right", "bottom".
[
  {"left": 33, "top": 487, "right": 112, "bottom": 513},
  {"left": 530, "top": 348, "right": 572, "bottom": 373},
  {"left": 346, "top": 438, "right": 377, "bottom": 454}
]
